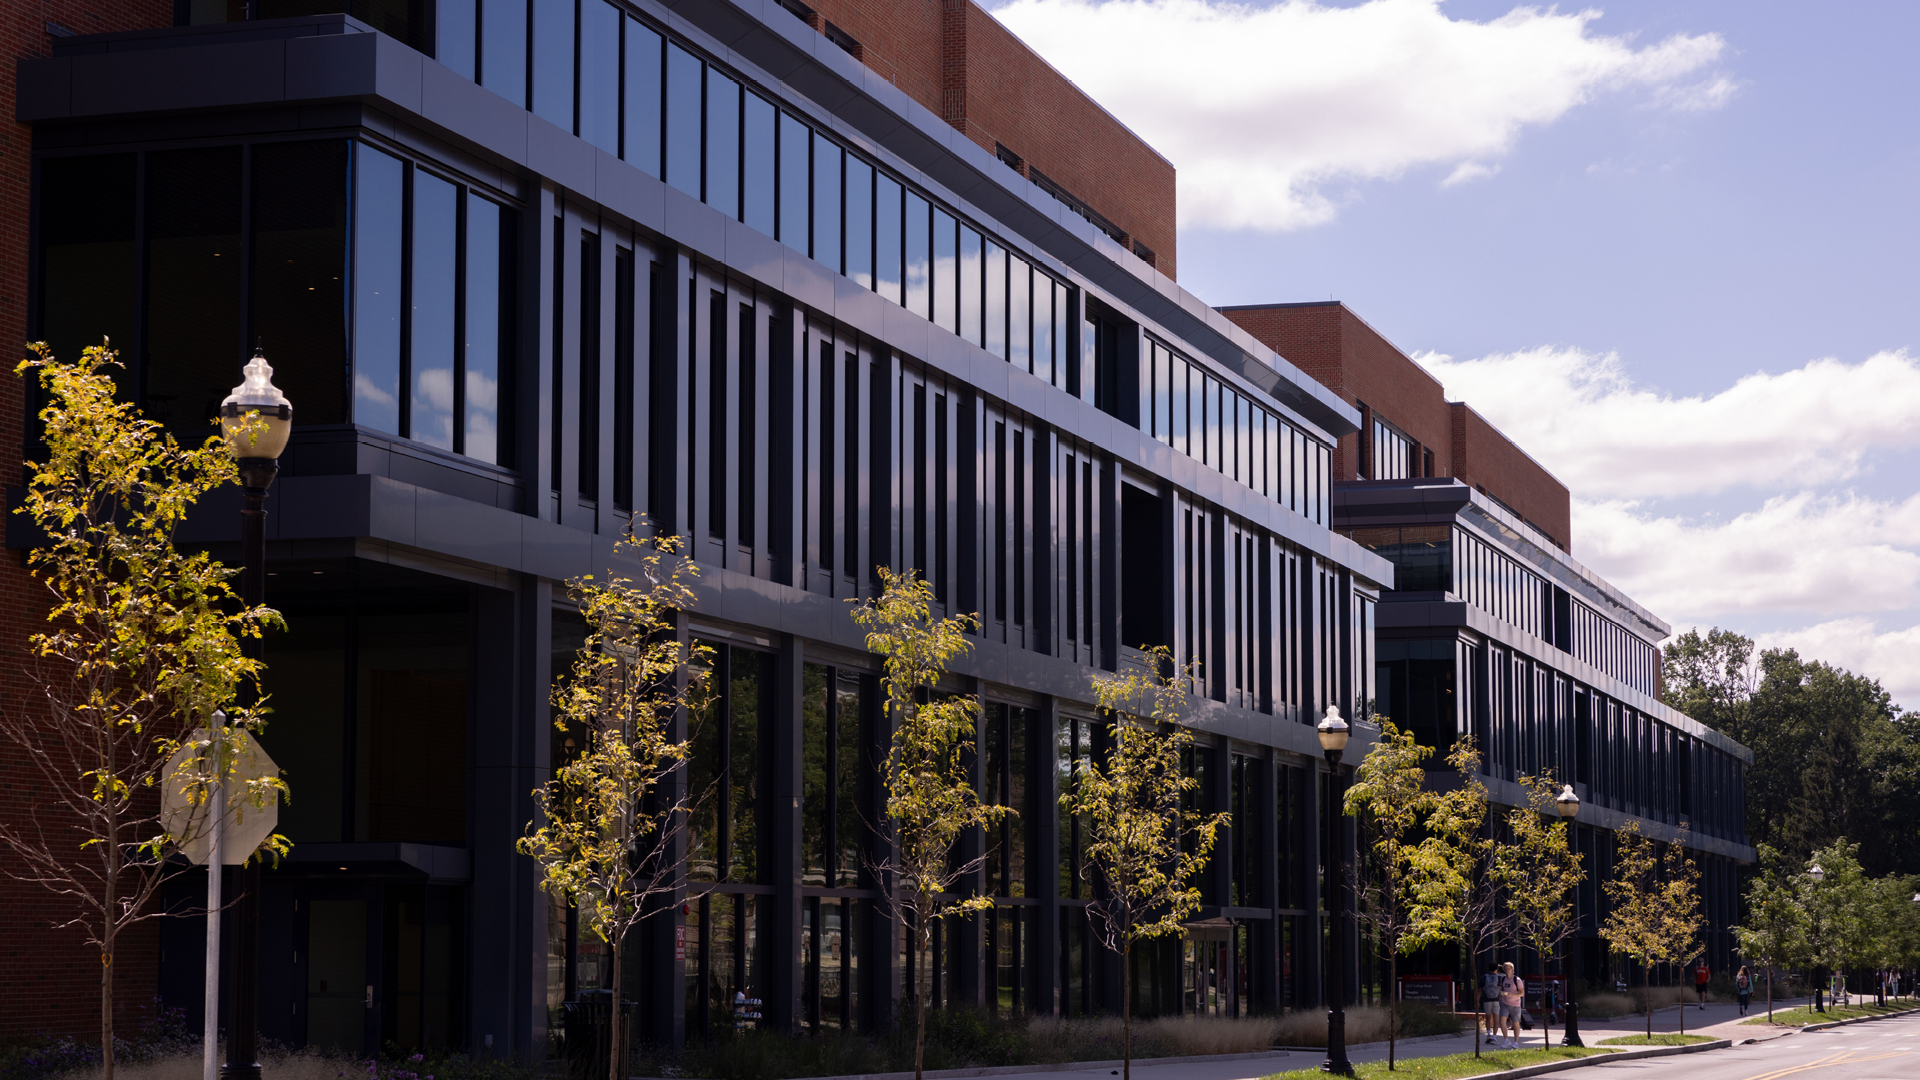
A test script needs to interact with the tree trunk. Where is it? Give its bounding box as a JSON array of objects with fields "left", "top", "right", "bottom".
[
  {"left": 1387, "top": 952, "right": 1397, "bottom": 1070},
  {"left": 1121, "top": 940, "right": 1132, "bottom": 1080},
  {"left": 101, "top": 932, "right": 115, "bottom": 1080},
  {"left": 1644, "top": 967, "right": 1652, "bottom": 1039},
  {"left": 1766, "top": 969, "right": 1772, "bottom": 1021},
  {"left": 607, "top": 936, "right": 623, "bottom": 1080},
  {"left": 915, "top": 920, "right": 931, "bottom": 1080}
]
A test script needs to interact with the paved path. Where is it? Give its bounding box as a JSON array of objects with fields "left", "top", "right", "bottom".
[{"left": 1029, "top": 997, "right": 1920, "bottom": 1080}]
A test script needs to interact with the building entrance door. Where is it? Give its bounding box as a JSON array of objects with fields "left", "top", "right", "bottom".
[{"left": 306, "top": 899, "right": 368, "bottom": 1052}]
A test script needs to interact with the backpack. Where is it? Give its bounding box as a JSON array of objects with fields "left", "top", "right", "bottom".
[{"left": 1482, "top": 973, "right": 1501, "bottom": 1002}]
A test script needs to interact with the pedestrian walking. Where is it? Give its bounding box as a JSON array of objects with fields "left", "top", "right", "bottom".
[
  {"left": 1693, "top": 959, "right": 1710, "bottom": 1009},
  {"left": 1735, "top": 965, "right": 1752, "bottom": 1016},
  {"left": 1482, "top": 965, "right": 1503, "bottom": 1046},
  {"left": 1500, "top": 962, "right": 1527, "bottom": 1049}
]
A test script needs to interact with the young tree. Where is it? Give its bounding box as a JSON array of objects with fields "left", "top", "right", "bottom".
[
  {"left": 1063, "top": 646, "right": 1228, "bottom": 1080},
  {"left": 519, "top": 533, "right": 713, "bottom": 1080},
  {"left": 850, "top": 569, "right": 1009, "bottom": 1080},
  {"left": 1343, "top": 719, "right": 1438, "bottom": 1069},
  {"left": 1801, "top": 839, "right": 1870, "bottom": 1008},
  {"left": 0, "top": 342, "right": 282, "bottom": 1080},
  {"left": 1600, "top": 822, "right": 1704, "bottom": 1037},
  {"left": 1411, "top": 737, "right": 1510, "bottom": 1058},
  {"left": 1493, "top": 771, "right": 1584, "bottom": 1047},
  {"left": 1731, "top": 844, "right": 1810, "bottom": 1020}
]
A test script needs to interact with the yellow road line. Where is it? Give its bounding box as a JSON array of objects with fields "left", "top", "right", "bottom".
[{"left": 1737, "top": 1049, "right": 1909, "bottom": 1080}]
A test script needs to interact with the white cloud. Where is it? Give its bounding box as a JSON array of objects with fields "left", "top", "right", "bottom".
[
  {"left": 1442, "top": 161, "right": 1500, "bottom": 187},
  {"left": 1574, "top": 493, "right": 1920, "bottom": 621},
  {"left": 989, "top": 0, "right": 1730, "bottom": 230},
  {"left": 1415, "top": 347, "right": 1920, "bottom": 500},
  {"left": 1747, "top": 618, "right": 1920, "bottom": 710},
  {"left": 1652, "top": 73, "right": 1743, "bottom": 112}
]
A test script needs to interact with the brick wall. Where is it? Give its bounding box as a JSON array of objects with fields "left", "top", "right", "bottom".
[
  {"left": 1220, "top": 300, "right": 1573, "bottom": 551},
  {"left": 0, "top": 0, "right": 176, "bottom": 1040},
  {"left": 1451, "top": 402, "right": 1572, "bottom": 552},
  {"left": 798, "top": 0, "right": 1178, "bottom": 278}
]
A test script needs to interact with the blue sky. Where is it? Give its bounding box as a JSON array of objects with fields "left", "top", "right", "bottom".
[{"left": 991, "top": 0, "right": 1920, "bottom": 706}]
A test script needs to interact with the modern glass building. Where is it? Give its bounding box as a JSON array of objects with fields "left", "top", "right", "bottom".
[{"left": 16, "top": 0, "right": 1396, "bottom": 1055}]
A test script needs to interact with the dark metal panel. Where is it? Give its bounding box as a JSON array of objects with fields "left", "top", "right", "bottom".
[
  {"left": 658, "top": 184, "right": 724, "bottom": 266},
  {"left": 15, "top": 56, "right": 72, "bottom": 119},
  {"left": 418, "top": 57, "right": 529, "bottom": 168},
  {"left": 528, "top": 112, "right": 594, "bottom": 199}
]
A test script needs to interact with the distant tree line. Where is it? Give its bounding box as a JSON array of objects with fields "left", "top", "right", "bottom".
[{"left": 1662, "top": 628, "right": 1920, "bottom": 878}]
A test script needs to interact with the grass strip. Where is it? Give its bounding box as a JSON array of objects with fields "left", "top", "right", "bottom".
[
  {"left": 1598, "top": 1033, "right": 1714, "bottom": 1046},
  {"left": 1263, "top": 1046, "right": 1617, "bottom": 1080},
  {"left": 1740, "top": 1001, "right": 1917, "bottom": 1027}
]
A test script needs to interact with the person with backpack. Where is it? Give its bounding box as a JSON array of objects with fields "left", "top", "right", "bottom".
[
  {"left": 1482, "top": 965, "right": 1504, "bottom": 1045},
  {"left": 1735, "top": 966, "right": 1752, "bottom": 1016}
]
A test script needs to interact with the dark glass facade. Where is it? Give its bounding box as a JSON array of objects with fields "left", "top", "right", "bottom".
[{"left": 17, "top": 0, "right": 1747, "bottom": 1058}]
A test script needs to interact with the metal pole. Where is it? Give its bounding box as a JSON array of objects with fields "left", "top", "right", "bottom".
[
  {"left": 1323, "top": 748, "right": 1352, "bottom": 1077},
  {"left": 220, "top": 467, "right": 274, "bottom": 1080},
  {"left": 1563, "top": 841, "right": 1583, "bottom": 1047},
  {"left": 203, "top": 773, "right": 223, "bottom": 1080}
]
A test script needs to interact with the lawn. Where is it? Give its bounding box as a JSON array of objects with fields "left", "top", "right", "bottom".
[
  {"left": 1263, "top": 1046, "right": 1617, "bottom": 1080},
  {"left": 1740, "top": 1001, "right": 1920, "bottom": 1027},
  {"left": 1599, "top": 1033, "right": 1714, "bottom": 1046}
]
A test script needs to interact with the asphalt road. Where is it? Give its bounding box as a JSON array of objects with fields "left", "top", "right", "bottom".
[{"left": 1549, "top": 1014, "right": 1920, "bottom": 1080}]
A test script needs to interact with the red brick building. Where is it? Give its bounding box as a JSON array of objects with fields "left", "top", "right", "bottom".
[{"left": 1219, "top": 300, "right": 1571, "bottom": 552}]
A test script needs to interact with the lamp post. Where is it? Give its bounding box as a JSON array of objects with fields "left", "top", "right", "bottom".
[
  {"left": 1808, "top": 864, "right": 1825, "bottom": 1014},
  {"left": 1554, "top": 785, "right": 1583, "bottom": 1047},
  {"left": 1318, "top": 706, "right": 1353, "bottom": 1078},
  {"left": 216, "top": 348, "right": 291, "bottom": 1080}
]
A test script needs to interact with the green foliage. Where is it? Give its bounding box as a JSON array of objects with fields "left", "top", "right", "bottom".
[
  {"left": 1494, "top": 770, "right": 1584, "bottom": 1029},
  {"left": 1599, "top": 822, "right": 1704, "bottom": 1036},
  {"left": 1732, "top": 844, "right": 1810, "bottom": 1017},
  {"left": 519, "top": 532, "right": 712, "bottom": 1080},
  {"left": 1406, "top": 737, "right": 1507, "bottom": 1057},
  {"left": 0, "top": 342, "right": 282, "bottom": 1080},
  {"left": 849, "top": 568, "right": 1008, "bottom": 1080},
  {"left": 1262, "top": 1046, "right": 1615, "bottom": 1080},
  {"left": 1066, "top": 646, "right": 1229, "bottom": 1080},
  {"left": 1596, "top": 1034, "right": 1713, "bottom": 1046},
  {"left": 1343, "top": 719, "right": 1438, "bottom": 1068},
  {"left": 1663, "top": 628, "right": 1920, "bottom": 877}
]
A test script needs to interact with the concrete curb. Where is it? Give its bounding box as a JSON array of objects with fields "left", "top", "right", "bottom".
[
  {"left": 1446, "top": 1038, "right": 1729, "bottom": 1080},
  {"left": 1795, "top": 1003, "right": 1920, "bottom": 1033},
  {"left": 634, "top": 1048, "right": 1294, "bottom": 1080}
]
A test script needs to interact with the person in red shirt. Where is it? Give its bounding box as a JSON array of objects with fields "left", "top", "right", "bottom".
[{"left": 1693, "top": 959, "right": 1710, "bottom": 1009}]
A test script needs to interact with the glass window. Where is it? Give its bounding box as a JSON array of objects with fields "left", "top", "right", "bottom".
[
  {"left": 146, "top": 146, "right": 242, "bottom": 446},
  {"left": 845, "top": 157, "right": 873, "bottom": 290},
  {"left": 1153, "top": 346, "right": 1173, "bottom": 445},
  {"left": 1055, "top": 281, "right": 1071, "bottom": 389},
  {"left": 352, "top": 145, "right": 404, "bottom": 435},
  {"left": 1030, "top": 270, "right": 1051, "bottom": 383},
  {"left": 38, "top": 153, "right": 137, "bottom": 386},
  {"left": 904, "top": 192, "right": 930, "bottom": 318},
  {"left": 1171, "top": 357, "right": 1189, "bottom": 455},
  {"left": 251, "top": 141, "right": 350, "bottom": 427},
  {"left": 1008, "top": 256, "right": 1029, "bottom": 372},
  {"left": 578, "top": 0, "right": 619, "bottom": 154},
  {"left": 1237, "top": 395, "right": 1252, "bottom": 487},
  {"left": 812, "top": 132, "right": 841, "bottom": 271},
  {"left": 933, "top": 209, "right": 957, "bottom": 334},
  {"left": 355, "top": 608, "right": 470, "bottom": 844},
  {"left": 465, "top": 197, "right": 508, "bottom": 464},
  {"left": 1208, "top": 378, "right": 1224, "bottom": 470},
  {"left": 742, "top": 94, "right": 776, "bottom": 236},
  {"left": 778, "top": 113, "right": 809, "bottom": 251},
  {"left": 958, "top": 224, "right": 982, "bottom": 346},
  {"left": 985, "top": 241, "right": 1007, "bottom": 360},
  {"left": 665, "top": 44, "right": 703, "bottom": 199},
  {"left": 481, "top": 0, "right": 526, "bottom": 108},
  {"left": 705, "top": 69, "right": 740, "bottom": 218},
  {"left": 531, "top": 0, "right": 573, "bottom": 132},
  {"left": 876, "top": 174, "right": 902, "bottom": 304},
  {"left": 439, "top": 0, "right": 476, "bottom": 81},
  {"left": 623, "top": 18, "right": 662, "bottom": 177},
  {"left": 409, "top": 172, "right": 458, "bottom": 450}
]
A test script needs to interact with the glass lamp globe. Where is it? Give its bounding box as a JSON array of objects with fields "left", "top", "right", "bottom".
[
  {"left": 220, "top": 347, "right": 293, "bottom": 460},
  {"left": 1317, "top": 706, "right": 1350, "bottom": 753},
  {"left": 1555, "top": 784, "right": 1581, "bottom": 819},
  {"left": 1808, "top": 864, "right": 1824, "bottom": 882}
]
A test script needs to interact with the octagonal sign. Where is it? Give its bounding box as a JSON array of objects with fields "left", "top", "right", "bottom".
[{"left": 160, "top": 728, "right": 281, "bottom": 866}]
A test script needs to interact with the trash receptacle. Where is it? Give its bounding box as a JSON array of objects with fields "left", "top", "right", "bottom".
[{"left": 562, "top": 992, "right": 636, "bottom": 1080}]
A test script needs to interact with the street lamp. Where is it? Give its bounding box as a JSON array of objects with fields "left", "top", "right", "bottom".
[
  {"left": 1553, "top": 785, "right": 1583, "bottom": 1048},
  {"left": 1807, "top": 864, "right": 1825, "bottom": 1012},
  {"left": 1318, "top": 706, "right": 1353, "bottom": 1078},
  {"left": 216, "top": 347, "right": 290, "bottom": 1080}
]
